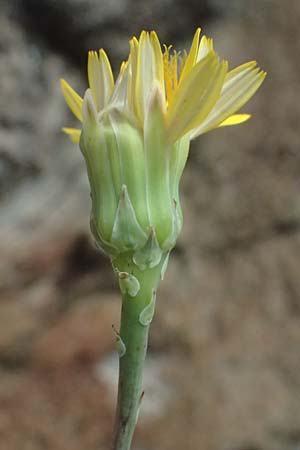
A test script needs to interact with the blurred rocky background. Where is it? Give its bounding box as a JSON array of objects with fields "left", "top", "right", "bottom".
[{"left": 1, "top": 0, "right": 300, "bottom": 449}]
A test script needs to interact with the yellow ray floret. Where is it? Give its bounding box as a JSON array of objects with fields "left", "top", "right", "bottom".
[
  {"left": 134, "top": 30, "right": 165, "bottom": 122},
  {"left": 62, "top": 127, "right": 81, "bottom": 143},
  {"left": 179, "top": 27, "right": 201, "bottom": 82},
  {"left": 191, "top": 62, "right": 266, "bottom": 137},
  {"left": 60, "top": 79, "right": 83, "bottom": 122},
  {"left": 87, "top": 51, "right": 102, "bottom": 111},
  {"left": 61, "top": 28, "right": 266, "bottom": 144},
  {"left": 197, "top": 35, "right": 214, "bottom": 62},
  {"left": 218, "top": 114, "right": 251, "bottom": 127},
  {"left": 166, "top": 53, "right": 228, "bottom": 142},
  {"left": 88, "top": 49, "right": 114, "bottom": 111}
]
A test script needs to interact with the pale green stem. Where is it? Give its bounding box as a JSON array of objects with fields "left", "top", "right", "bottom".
[{"left": 112, "top": 254, "right": 166, "bottom": 450}]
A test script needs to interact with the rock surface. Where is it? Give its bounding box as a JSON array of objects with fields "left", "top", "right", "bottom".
[{"left": 1, "top": 0, "right": 300, "bottom": 449}]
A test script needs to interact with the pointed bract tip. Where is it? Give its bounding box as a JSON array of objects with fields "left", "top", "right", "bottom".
[
  {"left": 148, "top": 82, "right": 165, "bottom": 115},
  {"left": 149, "top": 225, "right": 155, "bottom": 237},
  {"left": 118, "top": 271, "right": 129, "bottom": 280},
  {"left": 83, "top": 88, "right": 98, "bottom": 123},
  {"left": 120, "top": 184, "right": 127, "bottom": 199}
]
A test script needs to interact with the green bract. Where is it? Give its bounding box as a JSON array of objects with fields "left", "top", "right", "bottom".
[{"left": 80, "top": 93, "right": 190, "bottom": 268}]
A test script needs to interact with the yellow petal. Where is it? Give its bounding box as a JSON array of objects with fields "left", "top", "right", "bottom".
[
  {"left": 60, "top": 79, "right": 83, "bottom": 122},
  {"left": 88, "top": 51, "right": 101, "bottom": 111},
  {"left": 127, "top": 37, "right": 139, "bottom": 114},
  {"left": 197, "top": 35, "right": 214, "bottom": 62},
  {"left": 191, "top": 63, "right": 266, "bottom": 138},
  {"left": 135, "top": 31, "right": 165, "bottom": 123},
  {"left": 99, "top": 49, "right": 114, "bottom": 104},
  {"left": 218, "top": 114, "right": 251, "bottom": 127},
  {"left": 88, "top": 49, "right": 114, "bottom": 112},
  {"left": 62, "top": 127, "right": 81, "bottom": 143},
  {"left": 150, "top": 31, "right": 165, "bottom": 90},
  {"left": 109, "top": 60, "right": 129, "bottom": 109},
  {"left": 225, "top": 61, "right": 257, "bottom": 84},
  {"left": 167, "top": 52, "right": 227, "bottom": 143},
  {"left": 180, "top": 28, "right": 201, "bottom": 82}
]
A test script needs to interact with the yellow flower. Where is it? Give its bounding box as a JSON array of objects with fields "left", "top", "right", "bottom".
[
  {"left": 60, "top": 29, "right": 265, "bottom": 261},
  {"left": 61, "top": 28, "right": 266, "bottom": 145}
]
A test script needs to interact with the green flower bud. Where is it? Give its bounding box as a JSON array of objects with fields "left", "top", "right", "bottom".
[
  {"left": 61, "top": 31, "right": 265, "bottom": 271},
  {"left": 80, "top": 88, "right": 190, "bottom": 268}
]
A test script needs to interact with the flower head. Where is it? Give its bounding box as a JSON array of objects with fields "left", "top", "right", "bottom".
[
  {"left": 61, "top": 28, "right": 265, "bottom": 144},
  {"left": 61, "top": 29, "right": 265, "bottom": 264}
]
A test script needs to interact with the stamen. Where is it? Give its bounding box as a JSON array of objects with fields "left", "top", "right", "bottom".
[{"left": 163, "top": 46, "right": 183, "bottom": 105}]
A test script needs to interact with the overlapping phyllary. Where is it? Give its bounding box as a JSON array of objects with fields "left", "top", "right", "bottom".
[{"left": 61, "top": 29, "right": 265, "bottom": 264}]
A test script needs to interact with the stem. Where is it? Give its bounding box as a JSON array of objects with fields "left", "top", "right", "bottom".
[{"left": 112, "top": 254, "right": 165, "bottom": 450}]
